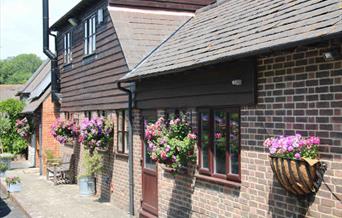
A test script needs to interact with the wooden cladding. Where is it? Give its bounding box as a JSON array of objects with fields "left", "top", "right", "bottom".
[
  {"left": 135, "top": 59, "right": 257, "bottom": 109},
  {"left": 109, "top": 0, "right": 216, "bottom": 12},
  {"left": 57, "top": 5, "right": 129, "bottom": 112}
]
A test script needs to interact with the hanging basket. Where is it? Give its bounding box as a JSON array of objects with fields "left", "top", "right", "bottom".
[{"left": 270, "top": 156, "right": 325, "bottom": 196}]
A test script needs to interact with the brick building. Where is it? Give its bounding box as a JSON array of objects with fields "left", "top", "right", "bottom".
[
  {"left": 18, "top": 61, "right": 60, "bottom": 174},
  {"left": 48, "top": 0, "right": 342, "bottom": 217},
  {"left": 120, "top": 0, "right": 342, "bottom": 217},
  {"left": 48, "top": 0, "right": 213, "bottom": 214}
]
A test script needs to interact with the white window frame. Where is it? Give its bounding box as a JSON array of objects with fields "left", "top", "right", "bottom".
[
  {"left": 84, "top": 15, "right": 96, "bottom": 55},
  {"left": 64, "top": 32, "right": 72, "bottom": 64}
]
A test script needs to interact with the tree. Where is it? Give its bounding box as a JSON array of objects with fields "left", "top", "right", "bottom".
[{"left": 0, "top": 54, "right": 42, "bottom": 84}]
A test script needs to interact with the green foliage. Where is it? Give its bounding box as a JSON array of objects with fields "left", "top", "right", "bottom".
[
  {"left": 0, "top": 99, "right": 27, "bottom": 154},
  {"left": 82, "top": 151, "right": 103, "bottom": 177},
  {"left": 0, "top": 162, "right": 8, "bottom": 172},
  {"left": 0, "top": 54, "right": 42, "bottom": 84}
]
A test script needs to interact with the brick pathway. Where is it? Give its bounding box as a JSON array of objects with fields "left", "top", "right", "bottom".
[{"left": 1, "top": 167, "right": 130, "bottom": 218}]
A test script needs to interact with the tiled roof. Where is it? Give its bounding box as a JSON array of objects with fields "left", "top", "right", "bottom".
[
  {"left": 121, "top": 0, "right": 342, "bottom": 81},
  {"left": 19, "top": 61, "right": 51, "bottom": 96},
  {"left": 22, "top": 87, "right": 51, "bottom": 114},
  {"left": 109, "top": 7, "right": 192, "bottom": 70},
  {"left": 19, "top": 61, "right": 51, "bottom": 113},
  {"left": 0, "top": 85, "right": 23, "bottom": 101}
]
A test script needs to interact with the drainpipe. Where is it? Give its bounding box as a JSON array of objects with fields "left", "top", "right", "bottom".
[
  {"left": 117, "top": 82, "right": 134, "bottom": 216},
  {"left": 42, "top": 0, "right": 59, "bottom": 103}
]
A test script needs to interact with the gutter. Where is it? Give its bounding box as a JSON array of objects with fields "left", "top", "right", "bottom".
[
  {"left": 117, "top": 81, "right": 134, "bottom": 216},
  {"left": 42, "top": 0, "right": 60, "bottom": 103}
]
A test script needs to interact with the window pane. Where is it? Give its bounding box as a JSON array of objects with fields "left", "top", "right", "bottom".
[
  {"left": 214, "top": 111, "right": 227, "bottom": 174},
  {"left": 118, "top": 132, "right": 123, "bottom": 152},
  {"left": 84, "top": 22, "right": 88, "bottom": 54},
  {"left": 118, "top": 111, "right": 123, "bottom": 131},
  {"left": 124, "top": 131, "right": 129, "bottom": 153},
  {"left": 229, "top": 112, "right": 240, "bottom": 175},
  {"left": 144, "top": 114, "right": 157, "bottom": 170},
  {"left": 200, "top": 112, "right": 209, "bottom": 169}
]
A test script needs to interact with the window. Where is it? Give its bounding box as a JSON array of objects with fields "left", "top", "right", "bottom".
[
  {"left": 142, "top": 111, "right": 157, "bottom": 170},
  {"left": 84, "top": 15, "right": 96, "bottom": 55},
  {"left": 117, "top": 110, "right": 128, "bottom": 154},
  {"left": 198, "top": 108, "right": 241, "bottom": 182},
  {"left": 64, "top": 32, "right": 72, "bottom": 64}
]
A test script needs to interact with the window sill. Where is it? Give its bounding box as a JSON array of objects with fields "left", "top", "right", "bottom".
[
  {"left": 114, "top": 152, "right": 128, "bottom": 159},
  {"left": 195, "top": 173, "right": 241, "bottom": 188},
  {"left": 82, "top": 53, "right": 97, "bottom": 64},
  {"left": 63, "top": 63, "right": 73, "bottom": 71}
]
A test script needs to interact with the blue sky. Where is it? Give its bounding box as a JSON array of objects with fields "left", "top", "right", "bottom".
[{"left": 0, "top": 0, "right": 81, "bottom": 60}]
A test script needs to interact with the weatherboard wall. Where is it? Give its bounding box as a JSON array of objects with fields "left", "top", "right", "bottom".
[{"left": 56, "top": 0, "right": 129, "bottom": 112}]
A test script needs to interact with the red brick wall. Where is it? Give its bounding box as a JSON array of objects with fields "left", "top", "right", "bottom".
[
  {"left": 141, "top": 39, "right": 342, "bottom": 217},
  {"left": 40, "top": 94, "right": 60, "bottom": 174},
  {"left": 59, "top": 39, "right": 342, "bottom": 217}
]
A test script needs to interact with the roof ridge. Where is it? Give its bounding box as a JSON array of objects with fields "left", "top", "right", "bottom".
[{"left": 196, "top": 0, "right": 228, "bottom": 13}]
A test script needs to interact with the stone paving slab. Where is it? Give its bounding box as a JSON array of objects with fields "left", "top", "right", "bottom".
[{"left": 1, "top": 168, "right": 130, "bottom": 218}]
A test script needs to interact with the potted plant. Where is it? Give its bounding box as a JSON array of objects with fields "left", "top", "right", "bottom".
[
  {"left": 78, "top": 117, "right": 112, "bottom": 196},
  {"left": 0, "top": 153, "right": 15, "bottom": 169},
  {"left": 6, "top": 176, "right": 21, "bottom": 192},
  {"left": 51, "top": 118, "right": 79, "bottom": 145},
  {"left": 264, "top": 134, "right": 323, "bottom": 195},
  {"left": 78, "top": 151, "right": 102, "bottom": 196},
  {"left": 0, "top": 162, "right": 8, "bottom": 177},
  {"left": 145, "top": 116, "right": 197, "bottom": 173}
]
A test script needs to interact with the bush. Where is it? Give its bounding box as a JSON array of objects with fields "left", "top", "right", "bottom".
[{"left": 0, "top": 99, "right": 27, "bottom": 154}]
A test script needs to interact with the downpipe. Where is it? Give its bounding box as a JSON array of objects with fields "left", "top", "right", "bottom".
[{"left": 117, "top": 82, "right": 134, "bottom": 216}]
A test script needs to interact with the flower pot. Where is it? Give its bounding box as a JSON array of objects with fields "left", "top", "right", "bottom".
[
  {"left": 79, "top": 176, "right": 95, "bottom": 196},
  {"left": 270, "top": 156, "right": 322, "bottom": 196},
  {"left": 7, "top": 183, "right": 21, "bottom": 192}
]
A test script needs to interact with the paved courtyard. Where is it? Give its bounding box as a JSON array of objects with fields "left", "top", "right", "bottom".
[{"left": 1, "top": 166, "right": 130, "bottom": 218}]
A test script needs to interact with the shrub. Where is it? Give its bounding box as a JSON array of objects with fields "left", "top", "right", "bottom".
[{"left": 0, "top": 99, "right": 27, "bottom": 154}]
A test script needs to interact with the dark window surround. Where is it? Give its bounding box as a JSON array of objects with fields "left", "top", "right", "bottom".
[
  {"left": 117, "top": 110, "right": 128, "bottom": 154},
  {"left": 63, "top": 31, "right": 72, "bottom": 64},
  {"left": 198, "top": 108, "right": 241, "bottom": 183},
  {"left": 84, "top": 15, "right": 96, "bottom": 56}
]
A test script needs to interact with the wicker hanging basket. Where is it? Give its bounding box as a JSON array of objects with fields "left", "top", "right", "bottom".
[{"left": 270, "top": 156, "right": 324, "bottom": 196}]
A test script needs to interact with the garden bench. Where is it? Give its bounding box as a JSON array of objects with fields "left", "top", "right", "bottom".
[{"left": 46, "top": 153, "right": 73, "bottom": 185}]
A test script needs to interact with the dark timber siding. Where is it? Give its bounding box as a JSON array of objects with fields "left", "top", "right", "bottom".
[
  {"left": 135, "top": 59, "right": 256, "bottom": 109},
  {"left": 57, "top": 1, "right": 129, "bottom": 112},
  {"left": 109, "top": 0, "right": 215, "bottom": 12}
]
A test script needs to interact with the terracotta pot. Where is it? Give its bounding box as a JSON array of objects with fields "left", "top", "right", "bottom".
[{"left": 270, "top": 156, "right": 322, "bottom": 196}]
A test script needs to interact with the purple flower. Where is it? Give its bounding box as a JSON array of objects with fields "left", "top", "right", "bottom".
[
  {"left": 270, "top": 147, "right": 277, "bottom": 154},
  {"left": 287, "top": 146, "right": 294, "bottom": 152},
  {"left": 294, "top": 153, "right": 301, "bottom": 159},
  {"left": 165, "top": 145, "right": 170, "bottom": 153}
]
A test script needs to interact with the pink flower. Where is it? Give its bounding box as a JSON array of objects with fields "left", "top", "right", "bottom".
[
  {"left": 287, "top": 146, "right": 294, "bottom": 152},
  {"left": 187, "top": 133, "right": 197, "bottom": 140},
  {"left": 294, "top": 153, "right": 301, "bottom": 159},
  {"left": 215, "top": 132, "right": 222, "bottom": 139},
  {"left": 160, "top": 151, "right": 167, "bottom": 160}
]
